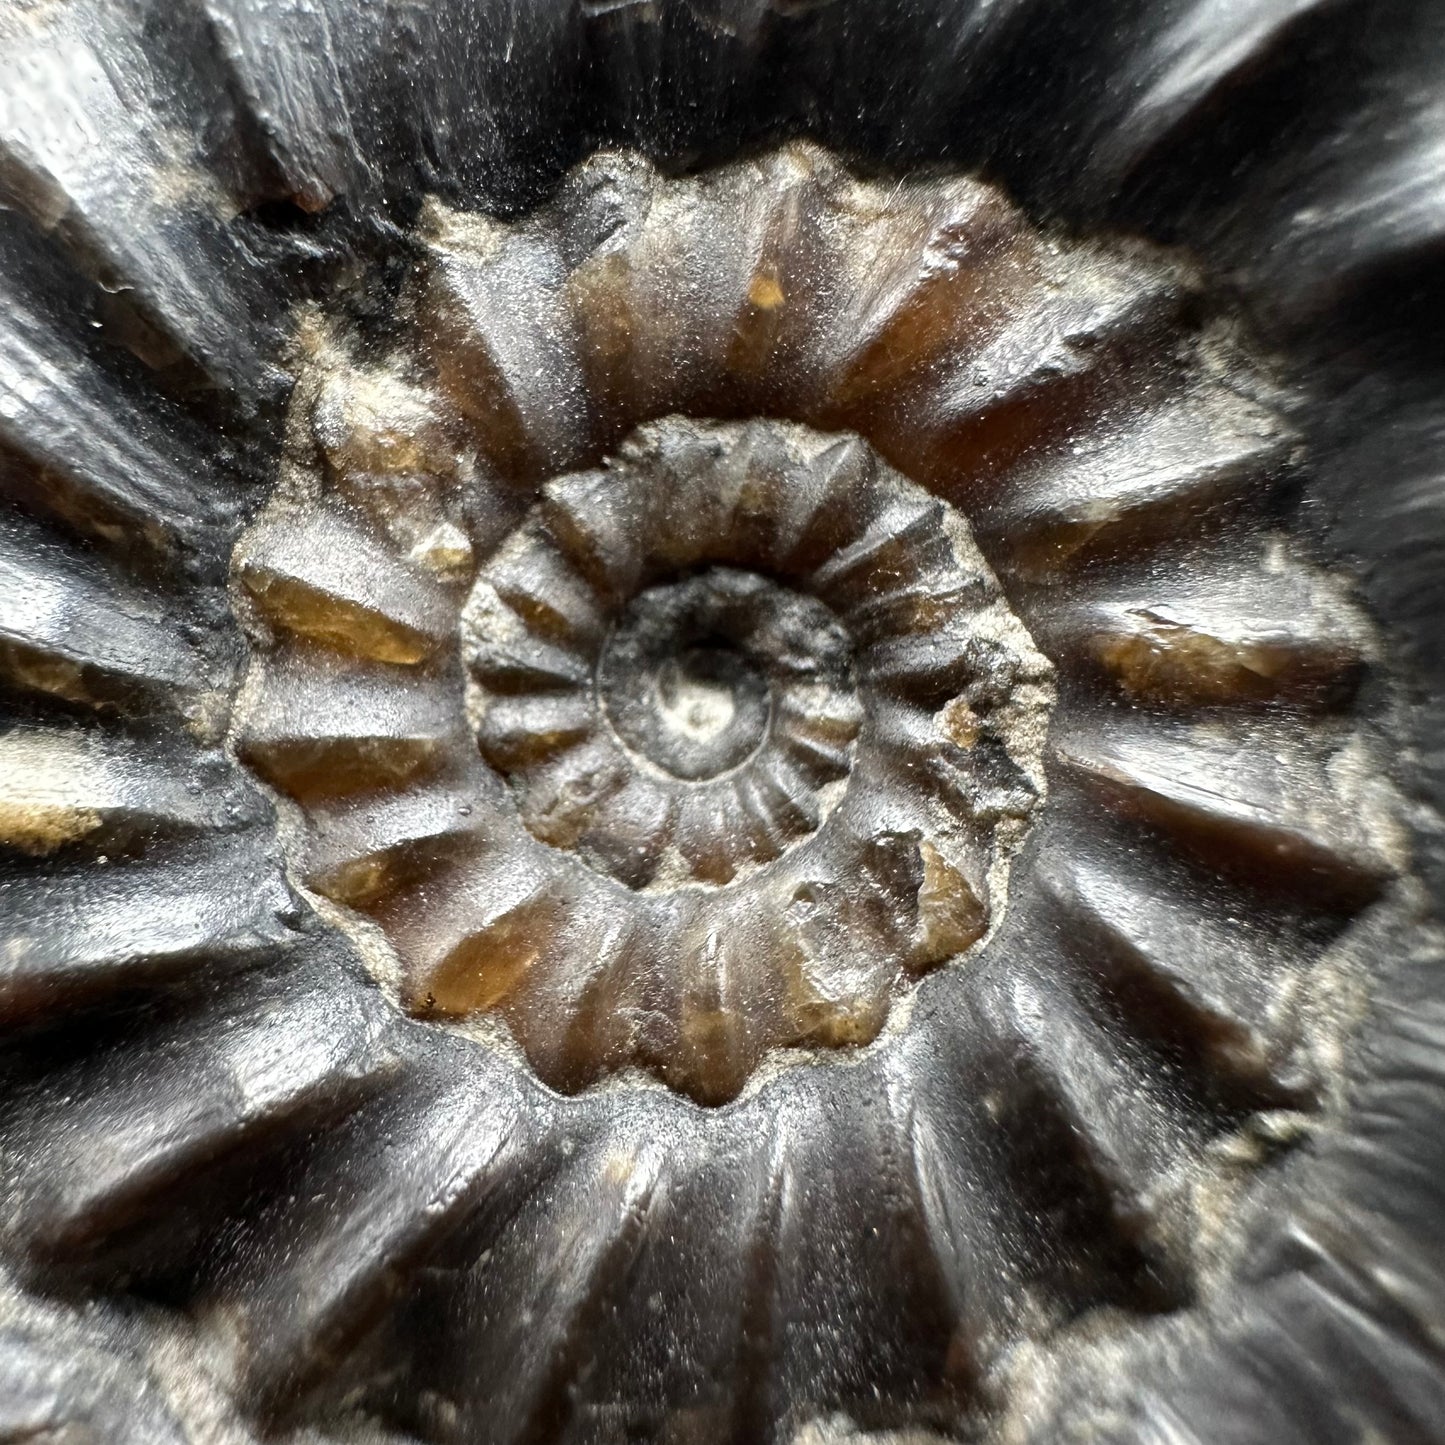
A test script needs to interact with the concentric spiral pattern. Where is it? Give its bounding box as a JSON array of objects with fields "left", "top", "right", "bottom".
[
  {"left": 237, "top": 381, "right": 1051, "bottom": 1099},
  {"left": 227, "top": 144, "right": 1391, "bottom": 1119},
  {"left": 0, "top": 4, "right": 1439, "bottom": 1440}
]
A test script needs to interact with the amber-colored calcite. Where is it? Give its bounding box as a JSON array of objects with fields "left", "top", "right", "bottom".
[{"left": 222, "top": 141, "right": 1386, "bottom": 1111}]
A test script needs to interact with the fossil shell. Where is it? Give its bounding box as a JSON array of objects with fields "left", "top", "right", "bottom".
[{"left": 0, "top": 3, "right": 1442, "bottom": 1444}]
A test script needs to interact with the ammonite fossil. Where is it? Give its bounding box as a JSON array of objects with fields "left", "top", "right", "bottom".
[{"left": 0, "top": 2, "right": 1442, "bottom": 1443}]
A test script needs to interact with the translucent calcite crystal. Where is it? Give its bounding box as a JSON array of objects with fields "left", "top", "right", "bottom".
[
  {"left": 220, "top": 142, "right": 1398, "bottom": 1117},
  {"left": 236, "top": 409, "right": 1051, "bottom": 1103}
]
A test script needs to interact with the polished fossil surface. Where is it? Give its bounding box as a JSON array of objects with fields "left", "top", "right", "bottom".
[
  {"left": 226, "top": 145, "right": 1392, "bottom": 1120},
  {"left": 238, "top": 397, "right": 1053, "bottom": 1100},
  {"left": 0, "top": 2, "right": 1441, "bottom": 1444}
]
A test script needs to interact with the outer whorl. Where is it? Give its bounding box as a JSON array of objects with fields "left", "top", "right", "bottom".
[{"left": 0, "top": 4, "right": 1441, "bottom": 1445}]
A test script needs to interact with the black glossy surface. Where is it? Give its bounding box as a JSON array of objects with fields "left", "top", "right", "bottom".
[{"left": 0, "top": 3, "right": 1441, "bottom": 1443}]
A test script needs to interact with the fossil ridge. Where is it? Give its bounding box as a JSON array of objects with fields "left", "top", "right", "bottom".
[{"left": 0, "top": 6, "right": 1440, "bottom": 1445}]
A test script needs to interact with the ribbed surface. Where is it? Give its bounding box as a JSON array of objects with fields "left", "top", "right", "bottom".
[{"left": 0, "top": 4, "right": 1439, "bottom": 1444}]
